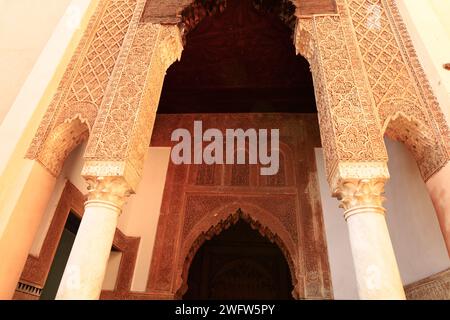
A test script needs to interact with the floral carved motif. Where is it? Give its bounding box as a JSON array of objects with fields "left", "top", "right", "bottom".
[
  {"left": 84, "top": 176, "right": 133, "bottom": 209},
  {"left": 83, "top": 22, "right": 183, "bottom": 191},
  {"left": 27, "top": 0, "right": 449, "bottom": 188},
  {"left": 295, "top": 15, "right": 388, "bottom": 189},
  {"left": 344, "top": 0, "right": 450, "bottom": 180},
  {"left": 26, "top": 0, "right": 139, "bottom": 176},
  {"left": 405, "top": 268, "right": 450, "bottom": 300}
]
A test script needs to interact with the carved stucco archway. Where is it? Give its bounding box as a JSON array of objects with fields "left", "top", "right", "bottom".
[
  {"left": 26, "top": 0, "right": 449, "bottom": 192},
  {"left": 175, "top": 204, "right": 300, "bottom": 299},
  {"left": 23, "top": 0, "right": 450, "bottom": 299}
]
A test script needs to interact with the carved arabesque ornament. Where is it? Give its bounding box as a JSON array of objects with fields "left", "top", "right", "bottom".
[
  {"left": 176, "top": 208, "right": 301, "bottom": 299},
  {"left": 27, "top": 0, "right": 449, "bottom": 195},
  {"left": 294, "top": 0, "right": 449, "bottom": 189},
  {"left": 27, "top": 0, "right": 139, "bottom": 176},
  {"left": 295, "top": 14, "right": 389, "bottom": 190},
  {"left": 82, "top": 20, "right": 183, "bottom": 192},
  {"left": 344, "top": 0, "right": 450, "bottom": 180}
]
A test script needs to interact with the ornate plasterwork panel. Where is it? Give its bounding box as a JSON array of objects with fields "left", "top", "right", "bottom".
[
  {"left": 27, "top": 0, "right": 138, "bottom": 176},
  {"left": 344, "top": 0, "right": 450, "bottom": 180},
  {"left": 295, "top": 14, "right": 388, "bottom": 189},
  {"left": 82, "top": 21, "right": 183, "bottom": 191}
]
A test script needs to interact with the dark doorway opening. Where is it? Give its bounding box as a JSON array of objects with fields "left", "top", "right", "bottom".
[
  {"left": 40, "top": 212, "right": 80, "bottom": 300},
  {"left": 183, "top": 220, "right": 294, "bottom": 300}
]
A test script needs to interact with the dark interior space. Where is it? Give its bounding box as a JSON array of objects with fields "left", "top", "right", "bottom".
[
  {"left": 157, "top": 0, "right": 316, "bottom": 114},
  {"left": 40, "top": 212, "right": 81, "bottom": 300},
  {"left": 183, "top": 220, "right": 294, "bottom": 300}
]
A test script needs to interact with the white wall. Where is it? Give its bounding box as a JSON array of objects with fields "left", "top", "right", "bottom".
[
  {"left": 316, "top": 138, "right": 450, "bottom": 299},
  {"left": 0, "top": 0, "right": 72, "bottom": 123}
]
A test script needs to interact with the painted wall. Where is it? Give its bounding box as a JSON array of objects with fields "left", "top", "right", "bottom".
[
  {"left": 0, "top": 0, "right": 96, "bottom": 244},
  {"left": 316, "top": 138, "right": 450, "bottom": 299},
  {"left": 0, "top": 0, "right": 72, "bottom": 123}
]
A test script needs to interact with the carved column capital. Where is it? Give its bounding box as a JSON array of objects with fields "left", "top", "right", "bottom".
[
  {"left": 333, "top": 178, "right": 387, "bottom": 220},
  {"left": 84, "top": 176, "right": 133, "bottom": 211}
]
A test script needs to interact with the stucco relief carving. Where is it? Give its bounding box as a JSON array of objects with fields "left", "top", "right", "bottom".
[
  {"left": 146, "top": 113, "right": 332, "bottom": 300},
  {"left": 295, "top": 15, "right": 388, "bottom": 189},
  {"left": 83, "top": 21, "right": 183, "bottom": 191},
  {"left": 37, "top": 118, "right": 89, "bottom": 177},
  {"left": 27, "top": 0, "right": 139, "bottom": 176},
  {"left": 28, "top": 0, "right": 448, "bottom": 188},
  {"left": 344, "top": 0, "right": 450, "bottom": 180}
]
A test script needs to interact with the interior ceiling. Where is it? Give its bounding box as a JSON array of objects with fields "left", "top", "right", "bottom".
[{"left": 157, "top": 0, "right": 317, "bottom": 114}]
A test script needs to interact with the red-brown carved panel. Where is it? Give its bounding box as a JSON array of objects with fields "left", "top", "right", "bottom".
[{"left": 147, "top": 113, "right": 332, "bottom": 299}]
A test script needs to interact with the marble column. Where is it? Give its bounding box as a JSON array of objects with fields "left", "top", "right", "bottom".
[
  {"left": 426, "top": 162, "right": 450, "bottom": 256},
  {"left": 56, "top": 177, "right": 131, "bottom": 300},
  {"left": 335, "top": 178, "right": 406, "bottom": 300}
]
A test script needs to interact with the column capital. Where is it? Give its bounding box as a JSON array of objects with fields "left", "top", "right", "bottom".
[
  {"left": 333, "top": 178, "right": 387, "bottom": 220},
  {"left": 84, "top": 176, "right": 133, "bottom": 211}
]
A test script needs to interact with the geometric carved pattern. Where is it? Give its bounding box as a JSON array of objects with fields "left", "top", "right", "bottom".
[
  {"left": 346, "top": 0, "right": 450, "bottom": 180},
  {"left": 59, "top": 0, "right": 137, "bottom": 127},
  {"left": 27, "top": 0, "right": 449, "bottom": 186},
  {"left": 147, "top": 114, "right": 332, "bottom": 300},
  {"left": 296, "top": 13, "right": 389, "bottom": 189},
  {"left": 82, "top": 20, "right": 183, "bottom": 191},
  {"left": 27, "top": 0, "right": 138, "bottom": 176}
]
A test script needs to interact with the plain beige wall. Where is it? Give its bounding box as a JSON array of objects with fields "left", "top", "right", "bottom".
[{"left": 0, "top": 0, "right": 72, "bottom": 123}]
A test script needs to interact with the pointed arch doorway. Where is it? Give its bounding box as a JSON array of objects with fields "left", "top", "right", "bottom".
[{"left": 183, "top": 218, "right": 294, "bottom": 300}]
